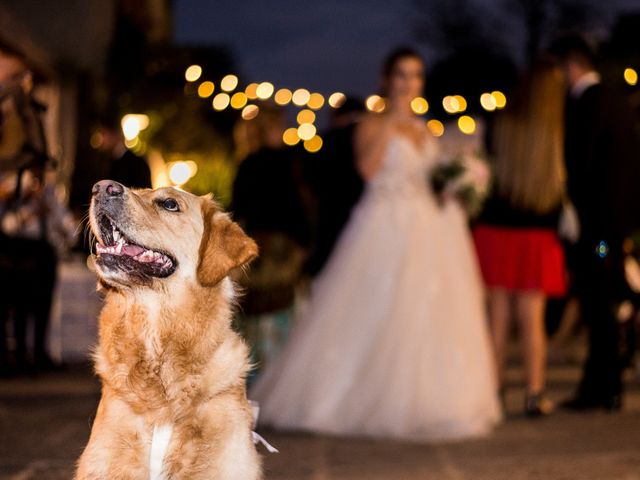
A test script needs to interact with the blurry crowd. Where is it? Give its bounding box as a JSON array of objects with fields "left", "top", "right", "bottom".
[{"left": 1, "top": 29, "right": 640, "bottom": 429}]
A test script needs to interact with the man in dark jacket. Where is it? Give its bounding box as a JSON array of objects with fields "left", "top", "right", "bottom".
[{"left": 550, "top": 35, "right": 640, "bottom": 411}]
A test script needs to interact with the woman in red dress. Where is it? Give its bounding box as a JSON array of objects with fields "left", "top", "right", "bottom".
[{"left": 474, "top": 61, "right": 568, "bottom": 416}]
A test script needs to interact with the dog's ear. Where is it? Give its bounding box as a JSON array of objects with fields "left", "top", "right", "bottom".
[{"left": 197, "top": 201, "right": 258, "bottom": 287}]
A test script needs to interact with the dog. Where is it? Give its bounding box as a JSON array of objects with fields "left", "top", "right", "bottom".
[{"left": 75, "top": 180, "right": 262, "bottom": 479}]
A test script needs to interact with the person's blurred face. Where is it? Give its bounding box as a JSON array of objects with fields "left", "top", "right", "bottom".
[{"left": 385, "top": 56, "right": 424, "bottom": 103}]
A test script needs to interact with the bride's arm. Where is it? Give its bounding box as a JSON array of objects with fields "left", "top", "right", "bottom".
[{"left": 354, "top": 115, "right": 391, "bottom": 181}]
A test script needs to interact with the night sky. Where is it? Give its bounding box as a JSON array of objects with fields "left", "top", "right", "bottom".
[{"left": 174, "top": 0, "right": 640, "bottom": 99}]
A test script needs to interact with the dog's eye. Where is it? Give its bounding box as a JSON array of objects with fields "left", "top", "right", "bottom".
[{"left": 161, "top": 198, "right": 180, "bottom": 212}]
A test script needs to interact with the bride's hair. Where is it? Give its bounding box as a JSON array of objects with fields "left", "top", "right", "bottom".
[
  {"left": 491, "top": 60, "right": 566, "bottom": 214},
  {"left": 380, "top": 46, "right": 424, "bottom": 96}
]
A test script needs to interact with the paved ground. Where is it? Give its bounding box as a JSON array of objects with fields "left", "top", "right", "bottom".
[{"left": 1, "top": 361, "right": 639, "bottom": 480}]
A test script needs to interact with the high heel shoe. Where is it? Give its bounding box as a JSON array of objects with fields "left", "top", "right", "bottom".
[{"left": 525, "top": 392, "right": 554, "bottom": 417}]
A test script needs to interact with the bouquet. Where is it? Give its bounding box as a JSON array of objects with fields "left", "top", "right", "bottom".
[{"left": 430, "top": 151, "right": 491, "bottom": 217}]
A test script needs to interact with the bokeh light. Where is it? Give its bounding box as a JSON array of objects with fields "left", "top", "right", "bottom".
[
  {"left": 411, "top": 97, "right": 429, "bottom": 115},
  {"left": 458, "top": 115, "right": 476, "bottom": 135},
  {"left": 212, "top": 93, "right": 230, "bottom": 110},
  {"left": 297, "top": 109, "right": 316, "bottom": 124},
  {"left": 121, "top": 114, "right": 149, "bottom": 141},
  {"left": 283, "top": 127, "right": 300, "bottom": 146},
  {"left": 245, "top": 83, "right": 259, "bottom": 99},
  {"left": 242, "top": 104, "right": 259, "bottom": 120},
  {"left": 292, "top": 88, "right": 311, "bottom": 106},
  {"left": 442, "top": 96, "right": 460, "bottom": 114},
  {"left": 185, "top": 65, "right": 202, "bottom": 82},
  {"left": 624, "top": 67, "right": 638, "bottom": 86},
  {"left": 492, "top": 91, "right": 507, "bottom": 109},
  {"left": 453, "top": 95, "right": 467, "bottom": 112},
  {"left": 366, "top": 95, "right": 385, "bottom": 113},
  {"left": 256, "top": 82, "right": 275, "bottom": 99},
  {"left": 304, "top": 135, "right": 323, "bottom": 153},
  {"left": 168, "top": 161, "right": 196, "bottom": 186},
  {"left": 307, "top": 92, "right": 325, "bottom": 110},
  {"left": 426, "top": 119, "right": 445, "bottom": 137},
  {"left": 230, "top": 92, "right": 248, "bottom": 109},
  {"left": 297, "top": 123, "right": 317, "bottom": 141},
  {"left": 220, "top": 74, "right": 239, "bottom": 92},
  {"left": 480, "top": 93, "right": 497, "bottom": 111},
  {"left": 328, "top": 92, "right": 346, "bottom": 108},
  {"left": 197, "top": 81, "right": 215, "bottom": 98},
  {"left": 275, "top": 88, "right": 293, "bottom": 105}
]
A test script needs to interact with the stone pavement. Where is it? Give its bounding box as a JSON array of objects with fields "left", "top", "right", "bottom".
[{"left": 1, "top": 257, "right": 639, "bottom": 479}]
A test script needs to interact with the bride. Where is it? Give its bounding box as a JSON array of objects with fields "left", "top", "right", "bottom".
[{"left": 251, "top": 47, "right": 501, "bottom": 441}]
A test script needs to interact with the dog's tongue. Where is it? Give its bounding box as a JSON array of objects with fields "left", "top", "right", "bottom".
[{"left": 122, "top": 244, "right": 145, "bottom": 256}]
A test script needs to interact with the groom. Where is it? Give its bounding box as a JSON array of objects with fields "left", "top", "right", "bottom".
[{"left": 550, "top": 35, "right": 640, "bottom": 411}]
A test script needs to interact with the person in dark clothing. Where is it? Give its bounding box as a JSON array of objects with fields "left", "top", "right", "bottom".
[
  {"left": 304, "top": 97, "right": 364, "bottom": 276},
  {"left": 98, "top": 121, "right": 151, "bottom": 189},
  {"left": 549, "top": 35, "right": 640, "bottom": 411}
]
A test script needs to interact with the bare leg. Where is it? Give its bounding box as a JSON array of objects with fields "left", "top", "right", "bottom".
[
  {"left": 487, "top": 288, "right": 511, "bottom": 388},
  {"left": 515, "top": 291, "right": 547, "bottom": 394}
]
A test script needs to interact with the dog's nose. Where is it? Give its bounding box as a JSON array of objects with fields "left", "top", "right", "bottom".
[{"left": 92, "top": 180, "right": 124, "bottom": 197}]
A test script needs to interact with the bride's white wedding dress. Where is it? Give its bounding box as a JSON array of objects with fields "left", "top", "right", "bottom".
[{"left": 251, "top": 134, "right": 501, "bottom": 441}]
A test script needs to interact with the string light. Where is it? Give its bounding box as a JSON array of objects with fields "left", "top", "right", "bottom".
[
  {"left": 292, "top": 88, "right": 311, "bottom": 106},
  {"left": 365, "top": 95, "right": 385, "bottom": 112},
  {"left": 245, "top": 83, "right": 259, "bottom": 99},
  {"left": 197, "top": 81, "right": 215, "bottom": 98},
  {"left": 242, "top": 104, "right": 259, "bottom": 120},
  {"left": 307, "top": 93, "right": 325, "bottom": 110},
  {"left": 328, "top": 92, "right": 346, "bottom": 108},
  {"left": 480, "top": 93, "right": 497, "bottom": 111},
  {"left": 185, "top": 65, "right": 202, "bottom": 82},
  {"left": 212, "top": 93, "right": 230, "bottom": 111},
  {"left": 230, "top": 92, "right": 248, "bottom": 109},
  {"left": 121, "top": 114, "right": 149, "bottom": 140},
  {"left": 220, "top": 74, "right": 239, "bottom": 92},
  {"left": 427, "top": 119, "right": 444, "bottom": 137},
  {"left": 304, "top": 135, "right": 323, "bottom": 153},
  {"left": 256, "top": 82, "right": 275, "bottom": 99},
  {"left": 442, "top": 96, "right": 460, "bottom": 114},
  {"left": 491, "top": 91, "right": 507, "bottom": 109},
  {"left": 297, "top": 109, "right": 316, "bottom": 124},
  {"left": 453, "top": 95, "right": 467, "bottom": 112},
  {"left": 410, "top": 97, "right": 429, "bottom": 115},
  {"left": 624, "top": 67, "right": 638, "bottom": 86},
  {"left": 275, "top": 88, "right": 293, "bottom": 105},
  {"left": 297, "top": 123, "right": 316, "bottom": 141},
  {"left": 283, "top": 128, "right": 300, "bottom": 146},
  {"left": 458, "top": 115, "right": 476, "bottom": 135}
]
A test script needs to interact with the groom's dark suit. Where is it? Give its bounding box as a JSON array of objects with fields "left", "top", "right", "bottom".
[{"left": 565, "top": 80, "right": 640, "bottom": 404}]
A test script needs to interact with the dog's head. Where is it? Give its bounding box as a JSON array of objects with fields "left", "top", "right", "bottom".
[{"left": 89, "top": 180, "right": 257, "bottom": 290}]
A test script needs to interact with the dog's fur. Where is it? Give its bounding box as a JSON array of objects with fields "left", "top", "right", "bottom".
[{"left": 75, "top": 181, "right": 261, "bottom": 479}]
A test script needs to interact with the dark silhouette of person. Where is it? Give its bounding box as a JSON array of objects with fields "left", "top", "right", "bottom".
[
  {"left": 550, "top": 35, "right": 640, "bottom": 411},
  {"left": 98, "top": 120, "right": 151, "bottom": 190},
  {"left": 304, "top": 97, "right": 365, "bottom": 276}
]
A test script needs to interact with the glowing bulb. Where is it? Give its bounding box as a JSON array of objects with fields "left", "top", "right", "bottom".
[
  {"left": 365, "top": 95, "right": 385, "bottom": 112},
  {"left": 426, "top": 119, "right": 445, "bottom": 137},
  {"left": 480, "top": 93, "right": 497, "bottom": 111},
  {"left": 304, "top": 135, "right": 323, "bottom": 153},
  {"left": 230, "top": 92, "right": 248, "bottom": 109},
  {"left": 328, "top": 92, "right": 346, "bottom": 108},
  {"left": 185, "top": 65, "right": 202, "bottom": 82},
  {"left": 212, "top": 93, "right": 230, "bottom": 111},
  {"left": 492, "top": 91, "right": 507, "bottom": 109},
  {"left": 458, "top": 115, "right": 476, "bottom": 135},
  {"left": 411, "top": 97, "right": 429, "bottom": 115},
  {"left": 283, "top": 127, "right": 300, "bottom": 146},
  {"left": 197, "top": 81, "right": 215, "bottom": 98},
  {"left": 442, "top": 96, "right": 460, "bottom": 114},
  {"left": 292, "top": 89, "right": 311, "bottom": 106},
  {"left": 307, "top": 93, "right": 325, "bottom": 110},
  {"left": 624, "top": 67, "right": 638, "bottom": 86},
  {"left": 121, "top": 114, "right": 149, "bottom": 141},
  {"left": 168, "top": 161, "right": 193, "bottom": 186},
  {"left": 241, "top": 104, "right": 259, "bottom": 120},
  {"left": 256, "top": 82, "right": 275, "bottom": 99},
  {"left": 274, "top": 88, "right": 293, "bottom": 105},
  {"left": 453, "top": 95, "right": 467, "bottom": 112},
  {"left": 297, "top": 123, "right": 317, "bottom": 141},
  {"left": 297, "top": 109, "right": 316, "bottom": 124},
  {"left": 245, "top": 83, "right": 259, "bottom": 99},
  {"left": 220, "top": 74, "right": 238, "bottom": 92}
]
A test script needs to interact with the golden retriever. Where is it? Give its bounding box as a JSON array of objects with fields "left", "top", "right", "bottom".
[{"left": 75, "top": 180, "right": 262, "bottom": 479}]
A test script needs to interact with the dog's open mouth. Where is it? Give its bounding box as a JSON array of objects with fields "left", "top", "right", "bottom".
[{"left": 94, "top": 215, "right": 177, "bottom": 278}]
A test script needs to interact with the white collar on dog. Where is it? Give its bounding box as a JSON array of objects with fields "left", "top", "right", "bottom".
[{"left": 149, "top": 424, "right": 173, "bottom": 480}]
